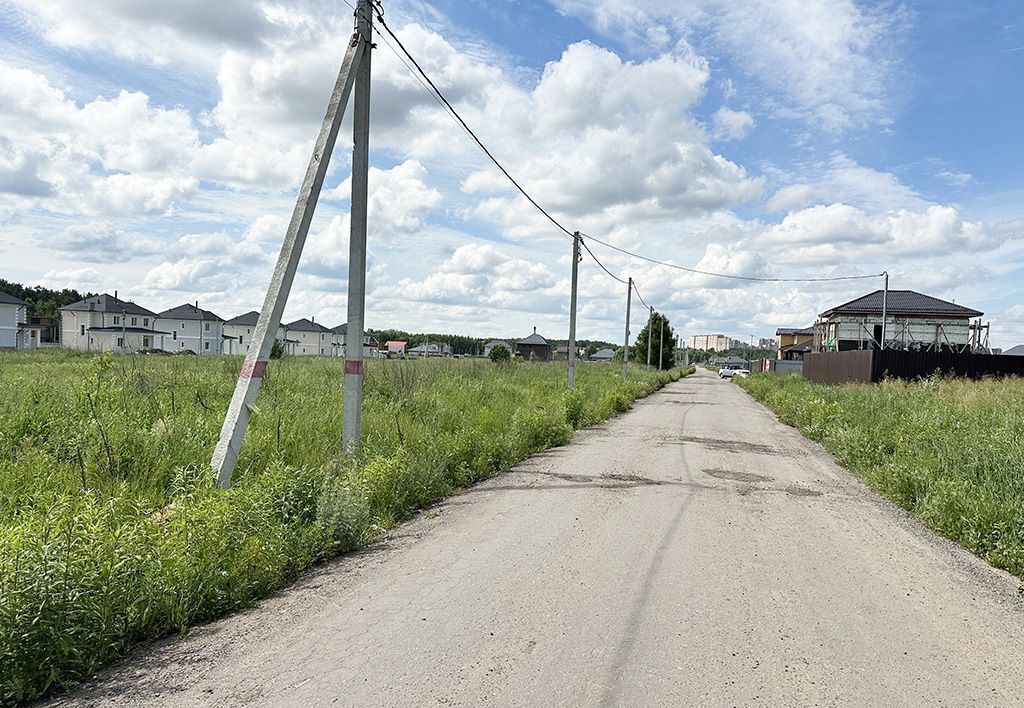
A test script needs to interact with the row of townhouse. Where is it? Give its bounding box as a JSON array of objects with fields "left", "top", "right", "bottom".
[{"left": 52, "top": 293, "right": 381, "bottom": 357}]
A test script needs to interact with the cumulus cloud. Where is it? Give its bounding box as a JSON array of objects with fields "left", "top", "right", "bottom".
[
  {"left": 712, "top": 107, "right": 755, "bottom": 141},
  {"left": 552, "top": 0, "right": 903, "bottom": 132}
]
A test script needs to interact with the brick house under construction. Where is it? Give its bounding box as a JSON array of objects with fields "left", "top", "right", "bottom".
[{"left": 814, "top": 290, "right": 985, "bottom": 353}]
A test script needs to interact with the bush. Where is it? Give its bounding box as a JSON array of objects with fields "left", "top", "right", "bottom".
[{"left": 488, "top": 344, "right": 510, "bottom": 363}]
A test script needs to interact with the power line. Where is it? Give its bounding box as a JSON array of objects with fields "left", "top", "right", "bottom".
[
  {"left": 365, "top": 1, "right": 882, "bottom": 304},
  {"left": 579, "top": 231, "right": 882, "bottom": 283},
  {"left": 371, "top": 4, "right": 576, "bottom": 243},
  {"left": 631, "top": 281, "right": 649, "bottom": 310},
  {"left": 580, "top": 237, "right": 627, "bottom": 285}
]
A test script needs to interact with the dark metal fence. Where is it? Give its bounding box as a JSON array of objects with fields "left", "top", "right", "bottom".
[{"left": 803, "top": 350, "right": 1024, "bottom": 385}]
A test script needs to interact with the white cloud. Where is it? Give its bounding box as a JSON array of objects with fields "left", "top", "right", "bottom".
[
  {"left": 712, "top": 107, "right": 755, "bottom": 141},
  {"left": 552, "top": 0, "right": 904, "bottom": 132}
]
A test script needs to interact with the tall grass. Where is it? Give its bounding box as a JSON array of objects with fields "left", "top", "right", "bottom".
[
  {"left": 0, "top": 351, "right": 691, "bottom": 704},
  {"left": 738, "top": 373, "right": 1024, "bottom": 581}
]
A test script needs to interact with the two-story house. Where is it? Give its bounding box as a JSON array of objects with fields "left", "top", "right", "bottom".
[
  {"left": 0, "top": 290, "right": 37, "bottom": 351},
  {"left": 284, "top": 318, "right": 331, "bottom": 356},
  {"left": 223, "top": 311, "right": 289, "bottom": 355},
  {"left": 329, "top": 323, "right": 381, "bottom": 358},
  {"left": 157, "top": 303, "right": 225, "bottom": 355},
  {"left": 60, "top": 293, "right": 165, "bottom": 352}
]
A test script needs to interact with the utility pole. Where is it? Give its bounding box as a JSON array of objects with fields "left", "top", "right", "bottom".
[
  {"left": 343, "top": 0, "right": 373, "bottom": 454},
  {"left": 622, "top": 277, "right": 632, "bottom": 379},
  {"left": 659, "top": 316, "right": 664, "bottom": 370},
  {"left": 880, "top": 270, "right": 889, "bottom": 351},
  {"left": 210, "top": 3, "right": 369, "bottom": 487},
  {"left": 567, "top": 231, "right": 580, "bottom": 388},
  {"left": 646, "top": 306, "right": 653, "bottom": 372}
]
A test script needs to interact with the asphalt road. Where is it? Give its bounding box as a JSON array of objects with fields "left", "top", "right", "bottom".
[{"left": 51, "top": 369, "right": 1024, "bottom": 707}]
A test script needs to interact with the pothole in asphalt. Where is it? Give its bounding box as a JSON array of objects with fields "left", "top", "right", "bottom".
[
  {"left": 662, "top": 435, "right": 782, "bottom": 455},
  {"left": 785, "top": 485, "right": 822, "bottom": 497},
  {"left": 705, "top": 468, "right": 771, "bottom": 483}
]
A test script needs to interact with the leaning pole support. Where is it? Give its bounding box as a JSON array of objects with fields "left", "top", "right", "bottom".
[{"left": 211, "top": 6, "right": 370, "bottom": 488}]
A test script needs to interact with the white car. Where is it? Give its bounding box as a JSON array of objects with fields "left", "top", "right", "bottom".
[{"left": 718, "top": 366, "right": 750, "bottom": 379}]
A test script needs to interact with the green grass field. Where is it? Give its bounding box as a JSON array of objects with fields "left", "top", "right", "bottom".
[
  {"left": 738, "top": 373, "right": 1024, "bottom": 583},
  {"left": 0, "top": 350, "right": 690, "bottom": 704}
]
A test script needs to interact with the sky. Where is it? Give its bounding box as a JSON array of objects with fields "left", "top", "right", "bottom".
[{"left": 0, "top": 0, "right": 1022, "bottom": 346}]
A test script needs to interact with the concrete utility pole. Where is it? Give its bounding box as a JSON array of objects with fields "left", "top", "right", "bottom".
[
  {"left": 659, "top": 316, "right": 664, "bottom": 370},
  {"left": 622, "top": 277, "right": 632, "bottom": 379},
  {"left": 646, "top": 306, "right": 653, "bottom": 372},
  {"left": 880, "top": 270, "right": 889, "bottom": 351},
  {"left": 210, "top": 3, "right": 370, "bottom": 487},
  {"left": 343, "top": 0, "right": 373, "bottom": 454},
  {"left": 567, "top": 232, "right": 581, "bottom": 388}
]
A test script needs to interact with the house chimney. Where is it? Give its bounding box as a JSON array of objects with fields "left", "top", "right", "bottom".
[
  {"left": 195, "top": 300, "right": 199, "bottom": 311},
  {"left": 533, "top": 326, "right": 536, "bottom": 334},
  {"left": 114, "top": 290, "right": 118, "bottom": 300}
]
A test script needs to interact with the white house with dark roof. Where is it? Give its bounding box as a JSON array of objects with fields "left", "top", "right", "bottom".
[
  {"left": 222, "top": 311, "right": 288, "bottom": 356},
  {"left": 157, "top": 303, "right": 225, "bottom": 355},
  {"left": 815, "top": 290, "right": 983, "bottom": 352},
  {"left": 0, "top": 290, "right": 37, "bottom": 351},
  {"left": 284, "top": 317, "right": 331, "bottom": 356},
  {"left": 329, "top": 323, "right": 381, "bottom": 358},
  {"left": 60, "top": 293, "right": 166, "bottom": 352}
]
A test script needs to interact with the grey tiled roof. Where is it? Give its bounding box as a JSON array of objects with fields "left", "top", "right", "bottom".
[
  {"left": 158, "top": 303, "right": 224, "bottom": 322},
  {"left": 517, "top": 332, "right": 549, "bottom": 346},
  {"left": 0, "top": 290, "right": 27, "bottom": 305},
  {"left": 225, "top": 311, "right": 260, "bottom": 326},
  {"left": 775, "top": 326, "right": 814, "bottom": 336},
  {"left": 285, "top": 318, "right": 330, "bottom": 332},
  {"left": 820, "top": 290, "right": 982, "bottom": 318},
  {"left": 61, "top": 293, "right": 156, "bottom": 317}
]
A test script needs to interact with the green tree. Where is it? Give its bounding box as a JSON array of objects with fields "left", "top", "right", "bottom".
[
  {"left": 633, "top": 310, "right": 676, "bottom": 370},
  {"left": 488, "top": 344, "right": 510, "bottom": 363}
]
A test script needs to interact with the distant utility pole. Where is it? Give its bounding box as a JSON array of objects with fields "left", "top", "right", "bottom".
[
  {"left": 646, "top": 306, "right": 653, "bottom": 372},
  {"left": 659, "top": 316, "right": 664, "bottom": 370},
  {"left": 880, "top": 270, "right": 889, "bottom": 351},
  {"left": 343, "top": 0, "right": 373, "bottom": 454},
  {"left": 567, "top": 231, "right": 580, "bottom": 388},
  {"left": 622, "top": 277, "right": 632, "bottom": 379},
  {"left": 210, "top": 1, "right": 372, "bottom": 487}
]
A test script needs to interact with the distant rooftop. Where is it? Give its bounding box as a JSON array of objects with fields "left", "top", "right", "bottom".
[
  {"left": 225, "top": 311, "right": 260, "bottom": 326},
  {"left": 158, "top": 303, "right": 224, "bottom": 322}
]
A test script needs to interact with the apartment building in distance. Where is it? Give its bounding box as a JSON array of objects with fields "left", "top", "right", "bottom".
[{"left": 688, "top": 333, "right": 742, "bottom": 351}]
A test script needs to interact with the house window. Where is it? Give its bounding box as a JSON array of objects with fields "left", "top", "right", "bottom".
[
  {"left": 131, "top": 317, "right": 137, "bottom": 326},
  {"left": 180, "top": 341, "right": 184, "bottom": 348},
  {"left": 204, "top": 341, "right": 210, "bottom": 351},
  {"left": 172, "top": 330, "right": 177, "bottom": 341},
  {"left": 80, "top": 325, "right": 85, "bottom": 336},
  {"left": 117, "top": 337, "right": 124, "bottom": 348},
  {"left": 113, "top": 316, "right": 120, "bottom": 325},
  {"left": 239, "top": 336, "right": 243, "bottom": 345},
  {"left": 143, "top": 337, "right": 151, "bottom": 348},
  {"left": 320, "top": 348, "right": 324, "bottom": 354},
  {"left": 247, "top": 328, "right": 251, "bottom": 334},
  {"left": 143, "top": 318, "right": 149, "bottom": 327}
]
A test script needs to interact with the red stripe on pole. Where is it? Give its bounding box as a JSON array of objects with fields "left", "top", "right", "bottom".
[
  {"left": 345, "top": 360, "right": 363, "bottom": 375},
  {"left": 241, "top": 360, "right": 268, "bottom": 379}
]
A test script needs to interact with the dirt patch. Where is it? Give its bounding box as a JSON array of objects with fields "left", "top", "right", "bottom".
[
  {"left": 660, "top": 435, "right": 782, "bottom": 455},
  {"left": 786, "top": 485, "right": 822, "bottom": 497},
  {"left": 705, "top": 468, "right": 771, "bottom": 483},
  {"left": 602, "top": 473, "right": 663, "bottom": 485}
]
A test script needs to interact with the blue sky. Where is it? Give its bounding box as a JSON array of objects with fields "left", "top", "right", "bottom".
[{"left": 0, "top": 0, "right": 1022, "bottom": 346}]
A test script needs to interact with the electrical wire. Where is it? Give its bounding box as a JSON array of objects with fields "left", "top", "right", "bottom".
[
  {"left": 580, "top": 238, "right": 628, "bottom": 285},
  {"left": 631, "top": 281, "right": 650, "bottom": 310},
  {"left": 579, "top": 231, "right": 882, "bottom": 283},
  {"left": 353, "top": 0, "right": 884, "bottom": 315}
]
